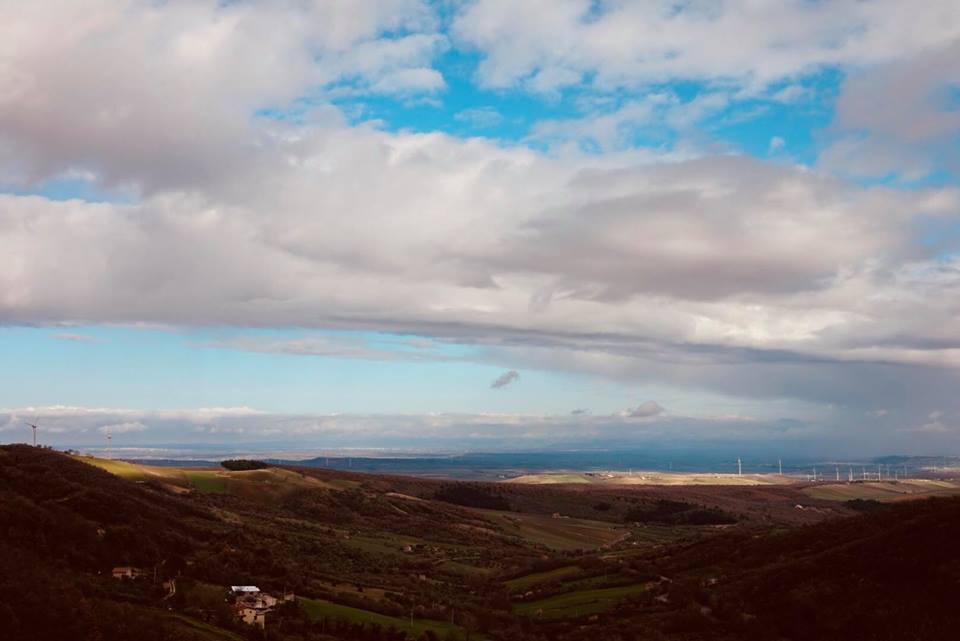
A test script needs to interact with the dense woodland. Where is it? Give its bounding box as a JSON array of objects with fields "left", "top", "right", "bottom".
[{"left": 3, "top": 444, "right": 959, "bottom": 641}]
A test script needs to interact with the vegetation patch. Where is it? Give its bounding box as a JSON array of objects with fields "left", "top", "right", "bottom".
[
  {"left": 299, "top": 597, "right": 466, "bottom": 639},
  {"left": 845, "top": 498, "right": 892, "bottom": 512},
  {"left": 434, "top": 482, "right": 510, "bottom": 510},
  {"left": 623, "top": 499, "right": 736, "bottom": 526},
  {"left": 183, "top": 471, "right": 229, "bottom": 493}
]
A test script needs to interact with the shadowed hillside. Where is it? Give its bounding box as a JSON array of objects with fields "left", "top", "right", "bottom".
[{"left": 4, "top": 445, "right": 959, "bottom": 641}]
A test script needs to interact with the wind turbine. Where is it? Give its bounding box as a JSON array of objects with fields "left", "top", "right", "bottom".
[
  {"left": 24, "top": 417, "right": 39, "bottom": 447},
  {"left": 106, "top": 428, "right": 113, "bottom": 459}
]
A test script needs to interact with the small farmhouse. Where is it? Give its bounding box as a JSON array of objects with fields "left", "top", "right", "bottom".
[
  {"left": 235, "top": 604, "right": 267, "bottom": 628},
  {"left": 229, "top": 585, "right": 294, "bottom": 628}
]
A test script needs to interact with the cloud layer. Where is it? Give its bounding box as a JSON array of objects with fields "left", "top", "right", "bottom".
[{"left": 2, "top": 1, "right": 960, "bottom": 450}]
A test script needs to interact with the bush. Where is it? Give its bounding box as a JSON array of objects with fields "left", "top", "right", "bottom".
[{"left": 220, "top": 459, "right": 270, "bottom": 471}]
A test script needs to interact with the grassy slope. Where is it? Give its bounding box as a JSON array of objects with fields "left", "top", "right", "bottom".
[
  {"left": 171, "top": 615, "right": 247, "bottom": 641},
  {"left": 77, "top": 455, "right": 345, "bottom": 496},
  {"left": 478, "top": 509, "right": 623, "bottom": 550}
]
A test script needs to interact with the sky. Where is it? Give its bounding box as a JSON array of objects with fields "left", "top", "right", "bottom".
[{"left": 1, "top": 0, "right": 960, "bottom": 457}]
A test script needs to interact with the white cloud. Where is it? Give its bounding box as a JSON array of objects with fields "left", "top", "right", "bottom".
[
  {"left": 369, "top": 67, "right": 445, "bottom": 94},
  {"left": 53, "top": 332, "right": 100, "bottom": 343},
  {"left": 0, "top": 0, "right": 443, "bottom": 190},
  {"left": 0, "top": 405, "right": 822, "bottom": 451},
  {"left": 206, "top": 334, "right": 453, "bottom": 362},
  {"left": 453, "top": 0, "right": 960, "bottom": 92},
  {"left": 2, "top": 131, "right": 959, "bottom": 390},
  {"left": 98, "top": 421, "right": 147, "bottom": 435}
]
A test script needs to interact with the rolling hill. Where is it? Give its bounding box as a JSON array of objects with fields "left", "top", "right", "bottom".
[{"left": 3, "top": 445, "right": 959, "bottom": 641}]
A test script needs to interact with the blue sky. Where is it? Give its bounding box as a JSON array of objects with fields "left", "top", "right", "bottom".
[{"left": 1, "top": 1, "right": 959, "bottom": 454}]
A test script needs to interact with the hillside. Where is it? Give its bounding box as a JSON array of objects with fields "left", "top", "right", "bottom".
[{"left": 3, "top": 445, "right": 959, "bottom": 640}]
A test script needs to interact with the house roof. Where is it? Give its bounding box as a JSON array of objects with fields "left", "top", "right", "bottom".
[{"left": 231, "top": 585, "right": 260, "bottom": 592}]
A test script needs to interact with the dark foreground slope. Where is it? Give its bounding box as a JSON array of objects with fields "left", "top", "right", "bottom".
[
  {"left": 556, "top": 496, "right": 960, "bottom": 641},
  {"left": 0, "top": 445, "right": 225, "bottom": 640},
  {"left": 3, "top": 445, "right": 959, "bottom": 641}
]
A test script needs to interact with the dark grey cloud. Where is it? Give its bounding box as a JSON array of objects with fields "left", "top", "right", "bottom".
[
  {"left": 490, "top": 370, "right": 519, "bottom": 389},
  {"left": 491, "top": 156, "right": 932, "bottom": 302},
  {"left": 823, "top": 40, "right": 960, "bottom": 181},
  {"left": 627, "top": 401, "right": 665, "bottom": 418}
]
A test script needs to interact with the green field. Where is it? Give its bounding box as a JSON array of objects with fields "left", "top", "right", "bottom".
[
  {"left": 299, "top": 597, "right": 467, "bottom": 639},
  {"left": 504, "top": 566, "right": 580, "bottom": 591},
  {"left": 183, "top": 470, "right": 229, "bottom": 493},
  {"left": 76, "top": 455, "right": 337, "bottom": 496},
  {"left": 514, "top": 584, "right": 647, "bottom": 618}
]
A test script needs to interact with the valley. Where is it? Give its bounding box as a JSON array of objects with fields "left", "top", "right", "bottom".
[{"left": 4, "top": 445, "right": 960, "bottom": 641}]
